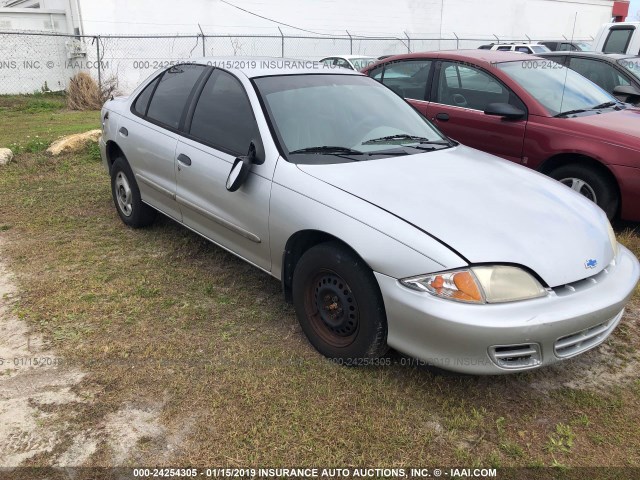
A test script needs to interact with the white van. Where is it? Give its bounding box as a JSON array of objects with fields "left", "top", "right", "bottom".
[{"left": 593, "top": 22, "right": 640, "bottom": 55}]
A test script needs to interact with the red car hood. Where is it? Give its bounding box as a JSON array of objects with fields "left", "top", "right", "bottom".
[{"left": 561, "top": 107, "right": 640, "bottom": 145}]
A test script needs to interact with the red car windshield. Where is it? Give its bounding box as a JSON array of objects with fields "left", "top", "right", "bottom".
[{"left": 497, "top": 59, "right": 616, "bottom": 116}]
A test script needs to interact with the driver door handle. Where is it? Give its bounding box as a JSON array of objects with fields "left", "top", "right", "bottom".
[
  {"left": 434, "top": 113, "right": 450, "bottom": 122},
  {"left": 177, "top": 154, "right": 192, "bottom": 166}
]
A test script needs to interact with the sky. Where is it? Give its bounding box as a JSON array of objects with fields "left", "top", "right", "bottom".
[{"left": 629, "top": 0, "right": 640, "bottom": 20}]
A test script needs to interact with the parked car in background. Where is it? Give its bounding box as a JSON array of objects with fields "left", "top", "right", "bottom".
[
  {"left": 362, "top": 50, "right": 640, "bottom": 221},
  {"left": 99, "top": 59, "right": 639, "bottom": 374},
  {"left": 538, "top": 40, "right": 592, "bottom": 52},
  {"left": 478, "top": 43, "right": 551, "bottom": 54},
  {"left": 539, "top": 52, "right": 640, "bottom": 105},
  {"left": 593, "top": 22, "right": 640, "bottom": 55},
  {"left": 319, "top": 55, "right": 377, "bottom": 70}
]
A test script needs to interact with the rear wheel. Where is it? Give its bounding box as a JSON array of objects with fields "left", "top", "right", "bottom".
[
  {"left": 549, "top": 164, "right": 619, "bottom": 220},
  {"left": 110, "top": 157, "right": 157, "bottom": 228},
  {"left": 292, "top": 242, "right": 388, "bottom": 362}
]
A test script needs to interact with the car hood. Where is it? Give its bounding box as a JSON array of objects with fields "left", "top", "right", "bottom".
[
  {"left": 563, "top": 107, "right": 640, "bottom": 144},
  {"left": 297, "top": 145, "right": 614, "bottom": 287}
]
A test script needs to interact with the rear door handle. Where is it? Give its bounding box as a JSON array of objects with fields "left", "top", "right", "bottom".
[
  {"left": 118, "top": 127, "right": 128, "bottom": 137},
  {"left": 434, "top": 113, "right": 450, "bottom": 122},
  {"left": 177, "top": 154, "right": 192, "bottom": 166}
]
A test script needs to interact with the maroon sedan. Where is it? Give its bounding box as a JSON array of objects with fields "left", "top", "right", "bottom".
[{"left": 362, "top": 50, "right": 640, "bottom": 221}]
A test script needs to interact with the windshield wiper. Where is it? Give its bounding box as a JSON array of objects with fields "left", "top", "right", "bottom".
[
  {"left": 288, "top": 146, "right": 364, "bottom": 155},
  {"left": 555, "top": 109, "right": 589, "bottom": 118},
  {"left": 557, "top": 101, "right": 621, "bottom": 117},
  {"left": 590, "top": 101, "right": 618, "bottom": 110},
  {"left": 362, "top": 134, "right": 432, "bottom": 145}
]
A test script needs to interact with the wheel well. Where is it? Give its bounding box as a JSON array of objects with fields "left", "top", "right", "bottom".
[
  {"left": 105, "top": 141, "right": 125, "bottom": 171},
  {"left": 539, "top": 153, "right": 620, "bottom": 198},
  {"left": 281, "top": 230, "right": 364, "bottom": 302}
]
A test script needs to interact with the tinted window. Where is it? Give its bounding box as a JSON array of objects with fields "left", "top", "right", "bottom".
[
  {"left": 381, "top": 60, "right": 431, "bottom": 100},
  {"left": 568, "top": 57, "right": 630, "bottom": 92},
  {"left": 603, "top": 28, "right": 634, "bottom": 54},
  {"left": 147, "top": 64, "right": 207, "bottom": 129},
  {"left": 133, "top": 76, "right": 159, "bottom": 116},
  {"left": 189, "top": 70, "right": 259, "bottom": 155},
  {"left": 368, "top": 65, "right": 383, "bottom": 80},
  {"left": 437, "top": 62, "right": 521, "bottom": 111},
  {"left": 515, "top": 47, "right": 531, "bottom": 53},
  {"left": 497, "top": 46, "right": 511, "bottom": 51}
]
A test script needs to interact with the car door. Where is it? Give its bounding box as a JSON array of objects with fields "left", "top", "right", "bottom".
[
  {"left": 120, "top": 64, "right": 209, "bottom": 221},
  {"left": 175, "top": 69, "right": 274, "bottom": 271},
  {"left": 425, "top": 61, "right": 527, "bottom": 163}
]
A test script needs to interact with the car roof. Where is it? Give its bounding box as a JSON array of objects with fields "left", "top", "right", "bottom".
[
  {"left": 326, "top": 54, "right": 378, "bottom": 60},
  {"left": 369, "top": 49, "right": 535, "bottom": 67},
  {"left": 538, "top": 51, "right": 632, "bottom": 62},
  {"left": 190, "top": 56, "right": 362, "bottom": 78}
]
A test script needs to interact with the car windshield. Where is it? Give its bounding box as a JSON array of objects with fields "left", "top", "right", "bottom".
[
  {"left": 618, "top": 57, "right": 640, "bottom": 81},
  {"left": 254, "top": 74, "right": 450, "bottom": 163},
  {"left": 349, "top": 57, "right": 377, "bottom": 70},
  {"left": 497, "top": 59, "right": 617, "bottom": 116}
]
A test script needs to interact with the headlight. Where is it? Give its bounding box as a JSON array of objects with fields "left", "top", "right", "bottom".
[
  {"left": 607, "top": 221, "right": 618, "bottom": 258},
  {"left": 400, "top": 266, "right": 547, "bottom": 304}
]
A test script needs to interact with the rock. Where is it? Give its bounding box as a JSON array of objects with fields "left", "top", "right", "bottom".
[
  {"left": 47, "top": 130, "right": 102, "bottom": 156},
  {"left": 0, "top": 148, "right": 13, "bottom": 166}
]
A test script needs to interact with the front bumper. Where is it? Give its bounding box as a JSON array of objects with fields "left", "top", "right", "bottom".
[{"left": 376, "top": 244, "right": 640, "bottom": 374}]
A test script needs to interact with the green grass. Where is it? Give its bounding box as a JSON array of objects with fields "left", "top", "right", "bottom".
[
  {"left": 0, "top": 93, "right": 99, "bottom": 153},
  {"left": 0, "top": 96, "right": 639, "bottom": 468}
]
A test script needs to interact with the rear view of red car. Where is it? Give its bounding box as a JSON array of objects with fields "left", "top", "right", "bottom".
[{"left": 362, "top": 50, "right": 640, "bottom": 222}]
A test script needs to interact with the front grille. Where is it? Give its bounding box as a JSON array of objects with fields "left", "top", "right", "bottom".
[
  {"left": 488, "top": 343, "right": 542, "bottom": 370},
  {"left": 554, "top": 310, "right": 624, "bottom": 358}
]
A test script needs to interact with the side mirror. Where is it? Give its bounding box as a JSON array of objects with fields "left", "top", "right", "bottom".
[
  {"left": 484, "top": 102, "right": 526, "bottom": 120},
  {"left": 226, "top": 140, "right": 262, "bottom": 192},
  {"left": 613, "top": 85, "right": 640, "bottom": 98}
]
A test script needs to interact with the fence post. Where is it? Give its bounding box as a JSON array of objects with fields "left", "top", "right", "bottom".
[
  {"left": 404, "top": 31, "right": 410, "bottom": 53},
  {"left": 346, "top": 30, "right": 352, "bottom": 54},
  {"left": 525, "top": 34, "right": 531, "bottom": 43},
  {"left": 493, "top": 34, "right": 500, "bottom": 44},
  {"left": 278, "top": 27, "right": 284, "bottom": 57},
  {"left": 198, "top": 24, "right": 206, "bottom": 56},
  {"left": 453, "top": 32, "right": 459, "bottom": 49},
  {"left": 95, "top": 35, "right": 102, "bottom": 90}
]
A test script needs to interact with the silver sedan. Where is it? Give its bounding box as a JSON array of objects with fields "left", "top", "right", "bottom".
[{"left": 99, "top": 58, "right": 640, "bottom": 374}]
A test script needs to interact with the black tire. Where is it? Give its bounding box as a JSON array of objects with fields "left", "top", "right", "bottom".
[
  {"left": 110, "top": 157, "right": 157, "bottom": 228},
  {"left": 292, "top": 241, "right": 388, "bottom": 362},
  {"left": 549, "top": 164, "right": 619, "bottom": 220}
]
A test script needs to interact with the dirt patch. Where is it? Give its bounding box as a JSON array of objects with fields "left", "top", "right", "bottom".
[{"left": 0, "top": 237, "right": 167, "bottom": 467}]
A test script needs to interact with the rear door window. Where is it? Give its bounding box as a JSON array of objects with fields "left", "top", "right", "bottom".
[
  {"left": 146, "top": 64, "right": 207, "bottom": 129},
  {"left": 380, "top": 60, "right": 431, "bottom": 100},
  {"left": 603, "top": 27, "right": 635, "bottom": 54},
  {"left": 133, "top": 76, "right": 159, "bottom": 117}
]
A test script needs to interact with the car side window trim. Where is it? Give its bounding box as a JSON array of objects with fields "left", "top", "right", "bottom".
[
  {"left": 182, "top": 67, "right": 264, "bottom": 159},
  {"left": 430, "top": 60, "right": 528, "bottom": 116}
]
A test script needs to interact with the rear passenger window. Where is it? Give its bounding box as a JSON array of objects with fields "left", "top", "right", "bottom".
[
  {"left": 133, "top": 76, "right": 159, "bottom": 116},
  {"left": 146, "top": 64, "right": 207, "bottom": 129},
  {"left": 380, "top": 60, "right": 431, "bottom": 100},
  {"left": 189, "top": 70, "right": 260, "bottom": 155},
  {"left": 603, "top": 27, "right": 635, "bottom": 54}
]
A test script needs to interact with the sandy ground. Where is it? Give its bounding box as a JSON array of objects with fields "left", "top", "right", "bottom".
[{"left": 0, "top": 238, "right": 164, "bottom": 467}]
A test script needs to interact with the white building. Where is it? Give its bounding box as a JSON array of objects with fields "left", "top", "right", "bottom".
[
  {"left": 0, "top": 0, "right": 629, "bottom": 95},
  {"left": 0, "top": 0, "right": 628, "bottom": 39}
]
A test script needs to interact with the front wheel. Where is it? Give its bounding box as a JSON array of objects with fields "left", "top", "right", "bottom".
[
  {"left": 292, "top": 242, "right": 388, "bottom": 362},
  {"left": 549, "top": 164, "right": 619, "bottom": 220},
  {"left": 110, "top": 157, "right": 157, "bottom": 228}
]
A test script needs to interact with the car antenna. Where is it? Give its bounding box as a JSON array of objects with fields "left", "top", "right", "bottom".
[{"left": 558, "top": 12, "right": 578, "bottom": 114}]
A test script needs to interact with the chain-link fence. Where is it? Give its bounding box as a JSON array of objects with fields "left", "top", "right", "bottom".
[{"left": 0, "top": 31, "right": 594, "bottom": 95}]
